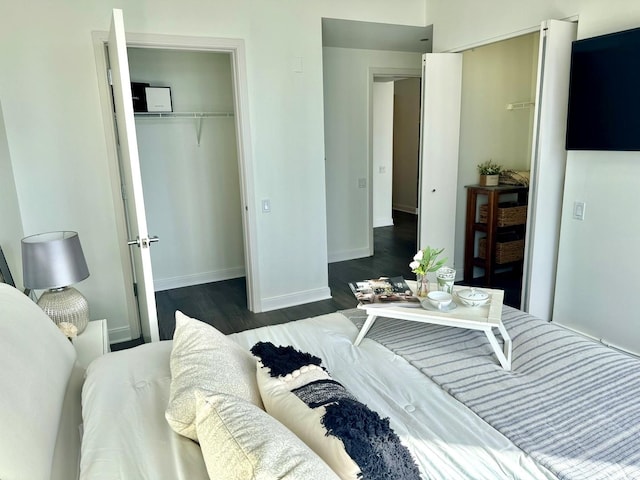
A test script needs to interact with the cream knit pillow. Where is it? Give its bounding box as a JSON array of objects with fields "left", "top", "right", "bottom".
[
  {"left": 195, "top": 390, "right": 339, "bottom": 479},
  {"left": 165, "top": 311, "right": 263, "bottom": 440}
]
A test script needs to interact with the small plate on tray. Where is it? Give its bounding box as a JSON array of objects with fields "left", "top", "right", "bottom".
[{"left": 420, "top": 299, "right": 458, "bottom": 312}]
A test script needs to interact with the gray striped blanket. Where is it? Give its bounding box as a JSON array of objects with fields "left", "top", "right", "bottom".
[{"left": 342, "top": 306, "right": 640, "bottom": 480}]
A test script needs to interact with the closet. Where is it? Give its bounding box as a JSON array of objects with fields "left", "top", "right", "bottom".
[
  {"left": 455, "top": 32, "right": 540, "bottom": 306},
  {"left": 127, "top": 48, "right": 245, "bottom": 292}
]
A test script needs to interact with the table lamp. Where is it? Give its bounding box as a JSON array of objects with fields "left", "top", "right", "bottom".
[{"left": 22, "top": 231, "right": 90, "bottom": 333}]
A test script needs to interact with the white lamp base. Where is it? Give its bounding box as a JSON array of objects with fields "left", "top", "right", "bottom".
[{"left": 38, "top": 286, "right": 90, "bottom": 334}]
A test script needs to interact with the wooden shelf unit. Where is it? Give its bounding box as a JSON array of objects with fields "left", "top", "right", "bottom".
[{"left": 464, "top": 184, "right": 529, "bottom": 286}]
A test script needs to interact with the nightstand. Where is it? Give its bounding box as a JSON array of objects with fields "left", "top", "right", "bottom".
[{"left": 73, "top": 319, "right": 110, "bottom": 368}]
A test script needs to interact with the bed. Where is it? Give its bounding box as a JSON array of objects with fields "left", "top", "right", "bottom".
[{"left": 1, "top": 282, "right": 638, "bottom": 479}]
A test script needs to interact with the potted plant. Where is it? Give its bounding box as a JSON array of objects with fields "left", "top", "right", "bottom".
[
  {"left": 409, "top": 246, "right": 447, "bottom": 297},
  {"left": 477, "top": 160, "right": 502, "bottom": 186}
]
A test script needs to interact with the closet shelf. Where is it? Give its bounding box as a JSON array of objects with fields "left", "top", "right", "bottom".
[
  {"left": 133, "top": 112, "right": 235, "bottom": 146},
  {"left": 134, "top": 111, "right": 234, "bottom": 118},
  {"left": 506, "top": 101, "right": 534, "bottom": 111}
]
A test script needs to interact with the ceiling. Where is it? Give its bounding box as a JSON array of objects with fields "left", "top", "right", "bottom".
[{"left": 322, "top": 18, "right": 433, "bottom": 54}]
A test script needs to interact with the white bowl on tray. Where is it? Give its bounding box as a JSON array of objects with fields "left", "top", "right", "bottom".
[
  {"left": 426, "top": 291, "right": 453, "bottom": 309},
  {"left": 456, "top": 287, "right": 490, "bottom": 307}
]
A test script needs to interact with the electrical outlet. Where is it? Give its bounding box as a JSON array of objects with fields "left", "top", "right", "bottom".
[
  {"left": 379, "top": 166, "right": 386, "bottom": 174},
  {"left": 358, "top": 178, "right": 366, "bottom": 188}
]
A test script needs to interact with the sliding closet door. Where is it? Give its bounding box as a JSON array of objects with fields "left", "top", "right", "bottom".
[
  {"left": 521, "top": 20, "right": 577, "bottom": 321},
  {"left": 108, "top": 8, "right": 160, "bottom": 342},
  {"left": 418, "top": 53, "right": 463, "bottom": 261}
]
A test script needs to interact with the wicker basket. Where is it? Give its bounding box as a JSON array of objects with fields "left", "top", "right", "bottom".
[
  {"left": 479, "top": 203, "right": 527, "bottom": 227},
  {"left": 478, "top": 238, "right": 525, "bottom": 264}
]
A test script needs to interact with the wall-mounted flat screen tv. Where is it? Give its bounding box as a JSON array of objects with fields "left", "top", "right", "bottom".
[{"left": 566, "top": 26, "right": 640, "bottom": 151}]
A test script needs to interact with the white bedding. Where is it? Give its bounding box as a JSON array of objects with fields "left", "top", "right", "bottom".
[
  {"left": 80, "top": 342, "right": 208, "bottom": 479},
  {"left": 80, "top": 312, "right": 556, "bottom": 479}
]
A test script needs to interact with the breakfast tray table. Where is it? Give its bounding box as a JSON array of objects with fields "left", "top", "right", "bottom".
[{"left": 354, "top": 284, "right": 512, "bottom": 370}]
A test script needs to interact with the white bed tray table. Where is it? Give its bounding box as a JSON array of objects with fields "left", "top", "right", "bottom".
[{"left": 354, "top": 284, "right": 512, "bottom": 370}]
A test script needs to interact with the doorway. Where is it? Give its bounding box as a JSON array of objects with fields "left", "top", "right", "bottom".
[
  {"left": 367, "top": 68, "right": 424, "bottom": 263},
  {"left": 129, "top": 49, "right": 244, "bottom": 292},
  {"left": 454, "top": 20, "right": 578, "bottom": 318},
  {"left": 372, "top": 77, "right": 421, "bottom": 229},
  {"left": 126, "top": 48, "right": 246, "bottom": 338},
  {"left": 93, "top": 26, "right": 260, "bottom": 342},
  {"left": 371, "top": 76, "right": 421, "bottom": 267},
  {"left": 455, "top": 32, "right": 540, "bottom": 306}
]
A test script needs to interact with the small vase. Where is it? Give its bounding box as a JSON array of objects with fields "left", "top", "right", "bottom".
[{"left": 416, "top": 274, "right": 429, "bottom": 297}]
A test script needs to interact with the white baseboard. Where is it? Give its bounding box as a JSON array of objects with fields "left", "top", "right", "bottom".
[
  {"left": 373, "top": 216, "right": 394, "bottom": 228},
  {"left": 260, "top": 286, "right": 332, "bottom": 312},
  {"left": 108, "top": 325, "right": 134, "bottom": 344},
  {"left": 154, "top": 267, "right": 246, "bottom": 292},
  {"left": 392, "top": 203, "right": 418, "bottom": 214},
  {"left": 328, "top": 247, "right": 371, "bottom": 263}
]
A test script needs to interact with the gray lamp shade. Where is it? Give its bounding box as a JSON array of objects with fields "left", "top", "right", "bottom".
[{"left": 22, "top": 231, "right": 90, "bottom": 290}]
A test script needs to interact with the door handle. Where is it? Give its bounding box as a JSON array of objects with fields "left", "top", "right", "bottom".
[{"left": 127, "top": 236, "right": 160, "bottom": 248}]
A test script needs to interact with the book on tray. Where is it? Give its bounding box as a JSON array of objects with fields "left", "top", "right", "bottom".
[{"left": 348, "top": 276, "right": 420, "bottom": 307}]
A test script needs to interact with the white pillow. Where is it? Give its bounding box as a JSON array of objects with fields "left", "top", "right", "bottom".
[
  {"left": 255, "top": 364, "right": 361, "bottom": 479},
  {"left": 165, "top": 311, "right": 263, "bottom": 440},
  {"left": 252, "top": 341, "right": 421, "bottom": 480},
  {"left": 195, "top": 390, "right": 339, "bottom": 479}
]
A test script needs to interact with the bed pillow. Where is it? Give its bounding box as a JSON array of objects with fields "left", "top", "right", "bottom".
[
  {"left": 251, "top": 341, "right": 421, "bottom": 480},
  {"left": 194, "top": 390, "right": 339, "bottom": 479},
  {"left": 165, "top": 311, "right": 263, "bottom": 440}
]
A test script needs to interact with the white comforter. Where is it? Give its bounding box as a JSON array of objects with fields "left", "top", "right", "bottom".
[{"left": 80, "top": 312, "right": 555, "bottom": 479}]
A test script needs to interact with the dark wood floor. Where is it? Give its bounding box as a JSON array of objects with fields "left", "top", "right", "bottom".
[
  {"left": 113, "top": 209, "right": 521, "bottom": 349},
  {"left": 153, "top": 210, "right": 418, "bottom": 341}
]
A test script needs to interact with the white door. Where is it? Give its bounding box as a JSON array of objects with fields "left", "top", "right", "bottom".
[
  {"left": 418, "top": 53, "right": 463, "bottom": 265},
  {"left": 108, "top": 9, "right": 160, "bottom": 342},
  {"left": 521, "top": 20, "right": 577, "bottom": 320}
]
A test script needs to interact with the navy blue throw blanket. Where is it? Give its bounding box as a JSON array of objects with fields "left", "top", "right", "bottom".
[{"left": 251, "top": 342, "right": 421, "bottom": 480}]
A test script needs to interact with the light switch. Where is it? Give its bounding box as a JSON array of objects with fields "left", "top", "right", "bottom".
[
  {"left": 262, "top": 199, "right": 271, "bottom": 213},
  {"left": 573, "top": 201, "right": 585, "bottom": 220}
]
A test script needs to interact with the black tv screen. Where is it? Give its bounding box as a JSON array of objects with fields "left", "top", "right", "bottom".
[{"left": 566, "top": 27, "right": 640, "bottom": 151}]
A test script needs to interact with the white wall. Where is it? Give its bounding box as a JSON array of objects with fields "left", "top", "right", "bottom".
[
  {"left": 454, "top": 33, "right": 538, "bottom": 274},
  {"left": 392, "top": 77, "right": 421, "bottom": 214},
  {"left": 128, "top": 49, "right": 245, "bottom": 291},
  {"left": 0, "top": 103, "right": 23, "bottom": 289},
  {"left": 372, "top": 81, "right": 394, "bottom": 228},
  {"left": 426, "top": 0, "right": 640, "bottom": 354},
  {"left": 323, "top": 47, "right": 422, "bottom": 263},
  {"left": 554, "top": 153, "right": 639, "bottom": 353},
  {"left": 0, "top": 0, "right": 426, "bottom": 341}
]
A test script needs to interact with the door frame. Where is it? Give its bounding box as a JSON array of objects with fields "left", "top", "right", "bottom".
[
  {"left": 367, "top": 67, "right": 421, "bottom": 255},
  {"left": 92, "top": 31, "right": 261, "bottom": 339}
]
